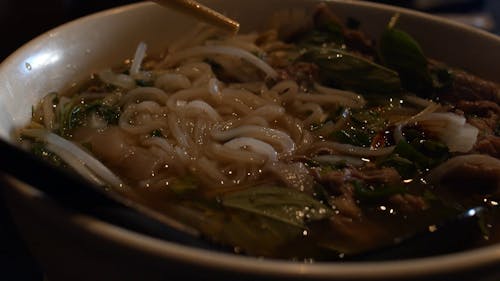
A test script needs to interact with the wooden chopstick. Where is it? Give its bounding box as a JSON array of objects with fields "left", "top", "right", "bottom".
[{"left": 151, "top": 0, "right": 240, "bottom": 34}]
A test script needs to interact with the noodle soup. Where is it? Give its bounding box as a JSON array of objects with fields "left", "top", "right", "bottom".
[{"left": 18, "top": 3, "right": 500, "bottom": 260}]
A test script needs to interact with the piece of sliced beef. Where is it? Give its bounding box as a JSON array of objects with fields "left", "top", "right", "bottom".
[
  {"left": 275, "top": 62, "right": 319, "bottom": 89},
  {"left": 351, "top": 167, "right": 401, "bottom": 185},
  {"left": 441, "top": 70, "right": 500, "bottom": 103},
  {"left": 457, "top": 100, "right": 499, "bottom": 134},
  {"left": 389, "top": 194, "right": 428, "bottom": 213}
]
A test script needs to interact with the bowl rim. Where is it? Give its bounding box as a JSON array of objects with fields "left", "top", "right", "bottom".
[{"left": 1, "top": 0, "right": 500, "bottom": 279}]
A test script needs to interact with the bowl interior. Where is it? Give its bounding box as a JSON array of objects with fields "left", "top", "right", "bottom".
[{"left": 1, "top": 0, "right": 500, "bottom": 279}]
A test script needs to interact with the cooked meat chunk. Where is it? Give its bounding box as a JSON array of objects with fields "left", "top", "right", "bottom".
[
  {"left": 457, "top": 100, "right": 499, "bottom": 134},
  {"left": 330, "top": 185, "right": 362, "bottom": 219},
  {"left": 313, "top": 3, "right": 375, "bottom": 57},
  {"left": 351, "top": 167, "right": 402, "bottom": 185},
  {"left": 343, "top": 29, "right": 376, "bottom": 59},
  {"left": 474, "top": 135, "right": 500, "bottom": 158},
  {"left": 441, "top": 70, "right": 500, "bottom": 103},
  {"left": 427, "top": 154, "right": 500, "bottom": 195},
  {"left": 456, "top": 100, "right": 500, "bottom": 115},
  {"left": 276, "top": 62, "right": 319, "bottom": 89},
  {"left": 389, "top": 194, "right": 428, "bottom": 213}
]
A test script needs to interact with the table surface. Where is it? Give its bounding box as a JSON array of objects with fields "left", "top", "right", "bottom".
[{"left": 0, "top": 1, "right": 499, "bottom": 280}]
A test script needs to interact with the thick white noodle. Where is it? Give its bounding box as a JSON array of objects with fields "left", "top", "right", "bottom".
[
  {"left": 120, "top": 87, "right": 169, "bottom": 107},
  {"left": 155, "top": 73, "right": 191, "bottom": 93},
  {"left": 166, "top": 87, "right": 209, "bottom": 110},
  {"left": 164, "top": 45, "right": 278, "bottom": 79},
  {"left": 184, "top": 100, "right": 222, "bottom": 121},
  {"left": 144, "top": 137, "right": 176, "bottom": 156},
  {"left": 209, "top": 143, "right": 266, "bottom": 164},
  {"left": 211, "top": 125, "right": 296, "bottom": 154},
  {"left": 98, "top": 69, "right": 136, "bottom": 90},
  {"left": 314, "top": 83, "right": 366, "bottom": 107},
  {"left": 248, "top": 104, "right": 285, "bottom": 121},
  {"left": 224, "top": 137, "right": 278, "bottom": 162}
]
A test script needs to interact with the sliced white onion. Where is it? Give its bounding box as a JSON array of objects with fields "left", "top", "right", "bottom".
[
  {"left": 130, "top": 41, "right": 147, "bottom": 77},
  {"left": 404, "top": 94, "right": 435, "bottom": 108},
  {"left": 417, "top": 112, "right": 479, "bottom": 153},
  {"left": 208, "top": 77, "right": 222, "bottom": 100},
  {"left": 393, "top": 123, "right": 405, "bottom": 143}
]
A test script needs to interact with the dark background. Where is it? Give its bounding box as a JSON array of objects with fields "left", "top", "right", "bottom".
[{"left": 0, "top": 1, "right": 499, "bottom": 280}]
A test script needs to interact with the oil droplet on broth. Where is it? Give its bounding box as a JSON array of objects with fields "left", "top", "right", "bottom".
[{"left": 25, "top": 63, "right": 32, "bottom": 71}]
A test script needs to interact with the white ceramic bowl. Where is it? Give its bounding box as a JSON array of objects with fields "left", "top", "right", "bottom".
[{"left": 1, "top": 1, "right": 500, "bottom": 280}]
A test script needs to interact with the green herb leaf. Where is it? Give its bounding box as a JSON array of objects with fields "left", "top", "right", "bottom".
[
  {"left": 330, "top": 109, "right": 387, "bottom": 147},
  {"left": 378, "top": 154, "right": 416, "bottom": 179},
  {"left": 301, "top": 47, "right": 401, "bottom": 95},
  {"left": 222, "top": 186, "right": 333, "bottom": 228},
  {"left": 60, "top": 99, "right": 121, "bottom": 136},
  {"left": 353, "top": 181, "right": 406, "bottom": 202},
  {"left": 379, "top": 139, "right": 450, "bottom": 178},
  {"left": 379, "top": 14, "right": 433, "bottom": 95},
  {"left": 332, "top": 129, "right": 371, "bottom": 147},
  {"left": 30, "top": 142, "right": 65, "bottom": 167}
]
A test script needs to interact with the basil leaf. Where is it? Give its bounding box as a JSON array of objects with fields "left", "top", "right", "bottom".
[
  {"left": 332, "top": 129, "right": 371, "bottom": 147},
  {"left": 222, "top": 186, "right": 333, "bottom": 228},
  {"left": 379, "top": 15, "right": 433, "bottom": 95},
  {"left": 378, "top": 154, "right": 416, "bottom": 179},
  {"left": 379, "top": 139, "right": 450, "bottom": 178},
  {"left": 331, "top": 108, "right": 388, "bottom": 147},
  {"left": 301, "top": 47, "right": 401, "bottom": 95}
]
